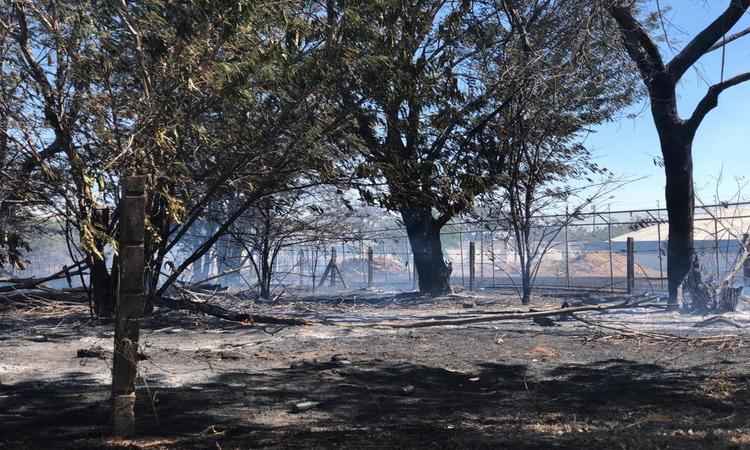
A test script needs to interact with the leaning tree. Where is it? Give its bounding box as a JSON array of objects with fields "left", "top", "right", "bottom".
[{"left": 607, "top": 0, "right": 750, "bottom": 306}]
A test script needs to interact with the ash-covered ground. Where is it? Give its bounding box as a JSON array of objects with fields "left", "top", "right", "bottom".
[{"left": 2, "top": 289, "right": 750, "bottom": 449}]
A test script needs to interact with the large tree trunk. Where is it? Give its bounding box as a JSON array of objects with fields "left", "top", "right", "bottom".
[
  {"left": 660, "top": 128, "right": 695, "bottom": 308},
  {"left": 401, "top": 208, "right": 451, "bottom": 296}
]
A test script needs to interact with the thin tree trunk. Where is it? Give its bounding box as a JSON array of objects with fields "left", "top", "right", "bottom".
[
  {"left": 260, "top": 248, "right": 271, "bottom": 299},
  {"left": 521, "top": 261, "right": 531, "bottom": 305}
]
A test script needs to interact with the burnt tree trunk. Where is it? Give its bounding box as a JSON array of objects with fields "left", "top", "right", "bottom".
[
  {"left": 609, "top": 2, "right": 750, "bottom": 308},
  {"left": 520, "top": 261, "right": 531, "bottom": 305},
  {"left": 660, "top": 128, "right": 695, "bottom": 305},
  {"left": 402, "top": 208, "right": 451, "bottom": 296},
  {"left": 91, "top": 207, "right": 116, "bottom": 318},
  {"left": 259, "top": 248, "right": 272, "bottom": 299}
]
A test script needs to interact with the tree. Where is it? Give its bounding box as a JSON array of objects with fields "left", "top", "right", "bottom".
[
  {"left": 476, "top": 0, "right": 638, "bottom": 304},
  {"left": 326, "top": 0, "right": 520, "bottom": 295},
  {"left": 1, "top": 0, "right": 353, "bottom": 315},
  {"left": 327, "top": 0, "right": 641, "bottom": 296},
  {"left": 607, "top": 0, "right": 750, "bottom": 306},
  {"left": 230, "top": 188, "right": 353, "bottom": 299}
]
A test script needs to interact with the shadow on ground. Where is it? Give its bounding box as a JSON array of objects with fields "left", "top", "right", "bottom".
[{"left": 2, "top": 358, "right": 749, "bottom": 449}]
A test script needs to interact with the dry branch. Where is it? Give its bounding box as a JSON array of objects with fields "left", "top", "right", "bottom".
[
  {"left": 155, "top": 295, "right": 309, "bottom": 326},
  {"left": 0, "top": 262, "right": 86, "bottom": 293},
  {"left": 573, "top": 314, "right": 743, "bottom": 346},
  {"left": 359, "top": 296, "right": 660, "bottom": 329}
]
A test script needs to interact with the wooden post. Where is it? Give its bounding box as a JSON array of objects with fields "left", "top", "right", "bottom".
[
  {"left": 469, "top": 241, "right": 476, "bottom": 291},
  {"left": 367, "top": 246, "right": 373, "bottom": 288},
  {"left": 626, "top": 237, "right": 635, "bottom": 294},
  {"left": 112, "top": 176, "right": 146, "bottom": 437}
]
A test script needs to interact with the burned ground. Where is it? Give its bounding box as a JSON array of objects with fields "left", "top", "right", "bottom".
[{"left": 2, "top": 291, "right": 750, "bottom": 449}]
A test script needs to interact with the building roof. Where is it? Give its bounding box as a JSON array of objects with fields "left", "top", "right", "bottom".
[{"left": 612, "top": 207, "right": 750, "bottom": 242}]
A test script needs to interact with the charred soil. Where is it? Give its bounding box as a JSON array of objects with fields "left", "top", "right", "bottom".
[{"left": 2, "top": 290, "right": 750, "bottom": 449}]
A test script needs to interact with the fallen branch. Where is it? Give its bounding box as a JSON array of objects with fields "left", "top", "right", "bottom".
[
  {"left": 358, "top": 296, "right": 661, "bottom": 329},
  {"left": 155, "top": 295, "right": 309, "bottom": 326},
  {"left": 0, "top": 287, "right": 89, "bottom": 307},
  {"left": 0, "top": 262, "right": 87, "bottom": 293},
  {"left": 573, "top": 314, "right": 742, "bottom": 345},
  {"left": 693, "top": 316, "right": 744, "bottom": 329}
]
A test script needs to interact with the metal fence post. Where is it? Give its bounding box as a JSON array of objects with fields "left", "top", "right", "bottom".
[
  {"left": 608, "top": 215, "right": 614, "bottom": 293},
  {"left": 112, "top": 176, "right": 146, "bottom": 437},
  {"left": 413, "top": 255, "right": 418, "bottom": 290},
  {"left": 382, "top": 241, "right": 388, "bottom": 284},
  {"left": 469, "top": 241, "right": 476, "bottom": 291},
  {"left": 627, "top": 237, "right": 635, "bottom": 294},
  {"left": 479, "top": 231, "right": 484, "bottom": 288},
  {"left": 459, "top": 229, "right": 465, "bottom": 287},
  {"left": 743, "top": 233, "right": 750, "bottom": 280},
  {"left": 330, "top": 246, "right": 337, "bottom": 288},
  {"left": 360, "top": 240, "right": 366, "bottom": 286},
  {"left": 298, "top": 249, "right": 304, "bottom": 287},
  {"left": 491, "top": 235, "right": 496, "bottom": 287},
  {"left": 714, "top": 216, "right": 721, "bottom": 279},
  {"left": 564, "top": 208, "right": 570, "bottom": 288},
  {"left": 367, "top": 246, "right": 373, "bottom": 288}
]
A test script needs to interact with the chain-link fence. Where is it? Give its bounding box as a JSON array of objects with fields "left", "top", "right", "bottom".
[
  {"left": 8, "top": 202, "right": 750, "bottom": 296},
  {"left": 261, "top": 202, "right": 750, "bottom": 296}
]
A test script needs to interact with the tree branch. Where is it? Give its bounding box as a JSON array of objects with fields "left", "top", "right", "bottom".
[
  {"left": 667, "top": 0, "right": 750, "bottom": 81},
  {"left": 609, "top": 4, "right": 666, "bottom": 83},
  {"left": 687, "top": 71, "right": 750, "bottom": 132},
  {"left": 706, "top": 25, "right": 750, "bottom": 53}
]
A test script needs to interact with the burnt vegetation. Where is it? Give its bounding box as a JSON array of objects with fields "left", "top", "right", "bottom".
[{"left": 1, "top": 0, "right": 749, "bottom": 449}]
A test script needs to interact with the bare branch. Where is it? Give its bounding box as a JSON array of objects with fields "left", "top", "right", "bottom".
[
  {"left": 667, "top": 0, "right": 750, "bottom": 81},
  {"left": 706, "top": 25, "right": 750, "bottom": 53},
  {"left": 687, "top": 71, "right": 750, "bottom": 132}
]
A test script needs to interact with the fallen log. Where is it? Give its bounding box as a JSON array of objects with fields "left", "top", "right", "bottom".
[
  {"left": 155, "top": 295, "right": 309, "bottom": 326},
  {"left": 358, "top": 296, "right": 660, "bottom": 329},
  {"left": 0, "top": 262, "right": 87, "bottom": 293}
]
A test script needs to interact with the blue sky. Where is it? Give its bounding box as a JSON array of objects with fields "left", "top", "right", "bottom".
[{"left": 584, "top": 0, "right": 750, "bottom": 210}]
